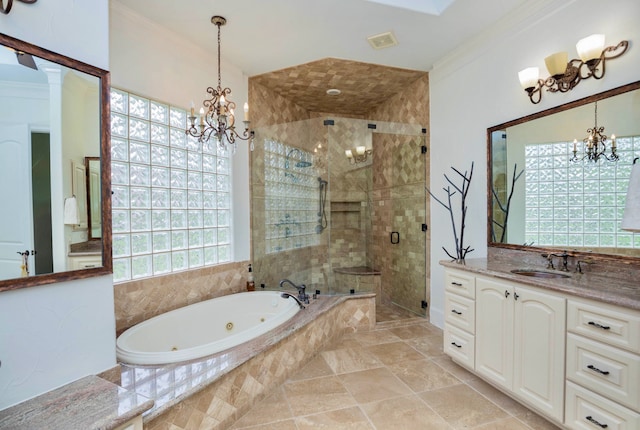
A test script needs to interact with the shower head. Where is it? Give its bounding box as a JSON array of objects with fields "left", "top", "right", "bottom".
[
  {"left": 295, "top": 161, "right": 313, "bottom": 168},
  {"left": 285, "top": 148, "right": 312, "bottom": 169}
]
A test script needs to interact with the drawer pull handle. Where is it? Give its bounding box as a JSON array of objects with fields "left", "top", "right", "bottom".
[
  {"left": 585, "top": 416, "right": 608, "bottom": 428},
  {"left": 451, "top": 309, "right": 462, "bottom": 315},
  {"left": 451, "top": 342, "right": 462, "bottom": 348},
  {"left": 588, "top": 321, "right": 611, "bottom": 330},
  {"left": 451, "top": 282, "right": 462, "bottom": 286},
  {"left": 587, "top": 365, "right": 610, "bottom": 376},
  {"left": 504, "top": 290, "right": 510, "bottom": 298}
]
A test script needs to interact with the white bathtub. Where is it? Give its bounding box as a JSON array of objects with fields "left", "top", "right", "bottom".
[{"left": 116, "top": 291, "right": 301, "bottom": 365}]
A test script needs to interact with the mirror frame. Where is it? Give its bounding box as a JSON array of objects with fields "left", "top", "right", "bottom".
[
  {"left": 487, "top": 80, "right": 640, "bottom": 265},
  {"left": 85, "top": 157, "right": 101, "bottom": 241},
  {"left": 0, "top": 32, "right": 112, "bottom": 292}
]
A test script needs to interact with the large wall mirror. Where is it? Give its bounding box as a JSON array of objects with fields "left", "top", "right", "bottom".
[
  {"left": 0, "top": 33, "right": 111, "bottom": 291},
  {"left": 488, "top": 81, "right": 640, "bottom": 262}
]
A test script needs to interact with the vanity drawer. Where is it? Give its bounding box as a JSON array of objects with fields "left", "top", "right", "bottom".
[
  {"left": 444, "top": 324, "right": 475, "bottom": 369},
  {"left": 444, "top": 270, "right": 475, "bottom": 299},
  {"left": 567, "top": 333, "right": 640, "bottom": 412},
  {"left": 568, "top": 299, "right": 640, "bottom": 354},
  {"left": 565, "top": 381, "right": 640, "bottom": 430},
  {"left": 444, "top": 292, "right": 475, "bottom": 334}
]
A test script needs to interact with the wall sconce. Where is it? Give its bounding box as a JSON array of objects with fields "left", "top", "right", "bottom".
[
  {"left": 622, "top": 158, "right": 640, "bottom": 232},
  {"left": 0, "top": 0, "right": 37, "bottom": 15},
  {"left": 518, "top": 34, "right": 629, "bottom": 104},
  {"left": 345, "top": 146, "right": 372, "bottom": 164}
]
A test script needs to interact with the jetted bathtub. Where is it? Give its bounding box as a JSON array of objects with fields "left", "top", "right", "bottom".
[{"left": 116, "top": 291, "right": 301, "bottom": 365}]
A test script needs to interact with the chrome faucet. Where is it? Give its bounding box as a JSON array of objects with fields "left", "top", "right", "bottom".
[
  {"left": 281, "top": 292, "right": 306, "bottom": 309},
  {"left": 279, "top": 279, "right": 310, "bottom": 304}
]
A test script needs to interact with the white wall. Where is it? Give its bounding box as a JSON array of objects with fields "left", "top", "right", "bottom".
[
  {"left": 0, "top": 0, "right": 113, "bottom": 409},
  {"left": 109, "top": 2, "right": 251, "bottom": 262},
  {"left": 429, "top": 0, "right": 640, "bottom": 327}
]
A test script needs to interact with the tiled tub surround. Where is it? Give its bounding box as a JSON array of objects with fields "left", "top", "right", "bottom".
[
  {"left": 0, "top": 375, "right": 153, "bottom": 430},
  {"left": 121, "top": 294, "right": 375, "bottom": 430},
  {"left": 114, "top": 261, "right": 247, "bottom": 335}
]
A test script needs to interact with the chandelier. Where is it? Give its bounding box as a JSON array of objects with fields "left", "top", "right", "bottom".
[
  {"left": 570, "top": 101, "right": 618, "bottom": 163},
  {"left": 186, "top": 16, "right": 253, "bottom": 152}
]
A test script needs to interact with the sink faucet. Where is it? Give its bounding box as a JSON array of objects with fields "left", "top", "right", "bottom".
[
  {"left": 279, "top": 279, "right": 310, "bottom": 304},
  {"left": 281, "top": 292, "right": 306, "bottom": 309},
  {"left": 542, "top": 251, "right": 571, "bottom": 271}
]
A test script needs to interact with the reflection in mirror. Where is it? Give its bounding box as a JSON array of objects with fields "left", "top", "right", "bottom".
[
  {"left": 0, "top": 33, "right": 111, "bottom": 290},
  {"left": 488, "top": 81, "right": 640, "bottom": 260},
  {"left": 86, "top": 157, "right": 101, "bottom": 240}
]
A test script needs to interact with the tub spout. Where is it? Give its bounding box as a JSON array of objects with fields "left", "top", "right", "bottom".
[
  {"left": 279, "top": 279, "right": 310, "bottom": 304},
  {"left": 281, "top": 292, "right": 306, "bottom": 309}
]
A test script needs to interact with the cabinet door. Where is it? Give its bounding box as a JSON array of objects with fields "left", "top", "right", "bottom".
[
  {"left": 476, "top": 277, "right": 514, "bottom": 390},
  {"left": 513, "top": 286, "right": 566, "bottom": 422}
]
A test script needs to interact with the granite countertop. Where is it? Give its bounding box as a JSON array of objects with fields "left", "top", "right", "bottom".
[
  {"left": 440, "top": 258, "right": 640, "bottom": 311},
  {"left": 0, "top": 375, "right": 154, "bottom": 430},
  {"left": 68, "top": 241, "right": 102, "bottom": 257}
]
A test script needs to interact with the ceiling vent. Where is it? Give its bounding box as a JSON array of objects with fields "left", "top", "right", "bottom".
[{"left": 367, "top": 31, "right": 398, "bottom": 50}]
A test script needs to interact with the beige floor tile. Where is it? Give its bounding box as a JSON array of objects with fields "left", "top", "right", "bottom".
[
  {"left": 472, "top": 416, "right": 533, "bottom": 430},
  {"left": 389, "top": 323, "right": 440, "bottom": 339},
  {"left": 288, "top": 354, "right": 334, "bottom": 381},
  {"left": 387, "top": 358, "right": 460, "bottom": 392},
  {"left": 405, "top": 334, "right": 445, "bottom": 358},
  {"left": 232, "top": 419, "right": 298, "bottom": 430},
  {"left": 295, "top": 406, "right": 374, "bottom": 430},
  {"left": 467, "top": 378, "right": 531, "bottom": 416},
  {"left": 351, "top": 329, "right": 403, "bottom": 346},
  {"left": 361, "top": 394, "right": 453, "bottom": 430},
  {"left": 513, "top": 410, "right": 561, "bottom": 430},
  {"left": 320, "top": 347, "right": 383, "bottom": 374},
  {"left": 283, "top": 375, "right": 356, "bottom": 416},
  {"left": 230, "top": 387, "right": 292, "bottom": 429},
  {"left": 419, "top": 384, "right": 509, "bottom": 428},
  {"left": 339, "top": 367, "right": 413, "bottom": 404},
  {"left": 326, "top": 335, "right": 363, "bottom": 350},
  {"left": 432, "top": 355, "right": 479, "bottom": 382},
  {"left": 365, "top": 341, "right": 425, "bottom": 365}
]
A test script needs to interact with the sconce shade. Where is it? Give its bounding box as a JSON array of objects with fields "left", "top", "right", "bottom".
[
  {"left": 345, "top": 149, "right": 353, "bottom": 158},
  {"left": 518, "top": 67, "right": 539, "bottom": 90},
  {"left": 545, "top": 51, "right": 568, "bottom": 78},
  {"left": 576, "top": 34, "right": 605, "bottom": 62},
  {"left": 621, "top": 161, "right": 640, "bottom": 232},
  {"left": 356, "top": 146, "right": 366, "bottom": 155}
]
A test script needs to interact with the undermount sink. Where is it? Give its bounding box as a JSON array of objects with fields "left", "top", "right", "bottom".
[{"left": 510, "top": 269, "right": 571, "bottom": 279}]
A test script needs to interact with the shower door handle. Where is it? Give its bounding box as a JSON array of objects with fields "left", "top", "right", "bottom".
[{"left": 390, "top": 232, "right": 400, "bottom": 244}]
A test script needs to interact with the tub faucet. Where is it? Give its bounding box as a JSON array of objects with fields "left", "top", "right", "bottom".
[
  {"left": 281, "top": 292, "right": 306, "bottom": 309},
  {"left": 279, "top": 279, "right": 310, "bottom": 304}
]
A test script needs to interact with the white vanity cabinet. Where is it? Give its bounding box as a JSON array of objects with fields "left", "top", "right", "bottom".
[
  {"left": 475, "top": 276, "right": 566, "bottom": 422},
  {"left": 565, "top": 297, "right": 640, "bottom": 430},
  {"left": 443, "top": 269, "right": 476, "bottom": 369}
]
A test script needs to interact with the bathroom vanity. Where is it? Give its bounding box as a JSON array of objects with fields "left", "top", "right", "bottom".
[{"left": 442, "top": 257, "right": 640, "bottom": 430}]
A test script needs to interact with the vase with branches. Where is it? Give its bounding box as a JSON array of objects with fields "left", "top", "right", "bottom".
[{"left": 428, "top": 162, "right": 474, "bottom": 262}]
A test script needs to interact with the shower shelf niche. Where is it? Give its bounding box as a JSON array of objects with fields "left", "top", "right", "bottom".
[{"left": 331, "top": 201, "right": 362, "bottom": 229}]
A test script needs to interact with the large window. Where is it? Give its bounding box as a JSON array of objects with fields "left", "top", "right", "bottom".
[
  {"left": 110, "top": 89, "right": 232, "bottom": 283},
  {"left": 524, "top": 137, "right": 639, "bottom": 249}
]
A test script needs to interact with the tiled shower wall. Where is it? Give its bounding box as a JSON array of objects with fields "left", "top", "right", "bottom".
[{"left": 248, "top": 72, "right": 430, "bottom": 311}]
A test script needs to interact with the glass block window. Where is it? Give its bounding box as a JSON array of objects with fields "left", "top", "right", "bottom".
[
  {"left": 524, "top": 137, "right": 639, "bottom": 249},
  {"left": 110, "top": 88, "right": 232, "bottom": 283},
  {"left": 264, "top": 139, "right": 320, "bottom": 253}
]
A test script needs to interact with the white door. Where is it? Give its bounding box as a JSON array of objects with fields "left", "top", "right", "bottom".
[
  {"left": 513, "top": 286, "right": 566, "bottom": 422},
  {"left": 476, "top": 277, "right": 514, "bottom": 390},
  {"left": 0, "top": 124, "right": 34, "bottom": 279}
]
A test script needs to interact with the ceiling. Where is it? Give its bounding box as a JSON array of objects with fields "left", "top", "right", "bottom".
[{"left": 113, "top": 0, "right": 529, "bottom": 114}]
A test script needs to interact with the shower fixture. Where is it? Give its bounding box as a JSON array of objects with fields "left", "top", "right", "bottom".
[
  {"left": 317, "top": 177, "right": 328, "bottom": 233},
  {"left": 285, "top": 148, "right": 313, "bottom": 169}
]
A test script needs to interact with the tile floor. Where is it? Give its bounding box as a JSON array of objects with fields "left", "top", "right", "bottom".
[{"left": 229, "top": 303, "right": 561, "bottom": 430}]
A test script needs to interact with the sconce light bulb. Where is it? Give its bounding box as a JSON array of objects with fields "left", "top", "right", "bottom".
[{"left": 576, "top": 34, "right": 605, "bottom": 62}]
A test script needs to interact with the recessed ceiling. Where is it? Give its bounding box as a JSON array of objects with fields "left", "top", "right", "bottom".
[{"left": 364, "top": 0, "right": 456, "bottom": 15}]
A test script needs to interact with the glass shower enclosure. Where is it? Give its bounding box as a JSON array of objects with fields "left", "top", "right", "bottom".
[{"left": 250, "top": 117, "right": 427, "bottom": 316}]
